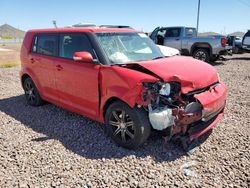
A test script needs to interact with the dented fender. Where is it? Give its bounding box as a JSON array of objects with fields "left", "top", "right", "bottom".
[{"left": 98, "top": 65, "right": 159, "bottom": 122}]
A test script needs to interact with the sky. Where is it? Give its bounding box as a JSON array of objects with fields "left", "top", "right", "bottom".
[{"left": 0, "top": 0, "right": 249, "bottom": 34}]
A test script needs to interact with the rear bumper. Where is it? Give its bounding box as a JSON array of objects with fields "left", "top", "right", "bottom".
[
  {"left": 219, "top": 49, "right": 230, "bottom": 55},
  {"left": 242, "top": 45, "right": 250, "bottom": 51}
]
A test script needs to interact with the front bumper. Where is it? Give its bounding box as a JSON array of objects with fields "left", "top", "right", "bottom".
[
  {"left": 148, "top": 82, "right": 227, "bottom": 142},
  {"left": 188, "top": 83, "right": 227, "bottom": 140},
  {"left": 188, "top": 111, "right": 224, "bottom": 141}
]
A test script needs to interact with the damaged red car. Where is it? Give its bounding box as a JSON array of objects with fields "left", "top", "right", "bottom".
[{"left": 20, "top": 27, "right": 227, "bottom": 149}]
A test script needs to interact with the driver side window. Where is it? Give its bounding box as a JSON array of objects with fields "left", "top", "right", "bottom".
[{"left": 59, "top": 33, "right": 95, "bottom": 59}]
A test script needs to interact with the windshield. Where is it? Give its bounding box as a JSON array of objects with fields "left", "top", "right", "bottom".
[{"left": 95, "top": 32, "right": 164, "bottom": 65}]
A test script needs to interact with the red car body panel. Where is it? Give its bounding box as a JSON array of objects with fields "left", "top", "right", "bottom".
[
  {"left": 54, "top": 57, "right": 100, "bottom": 119},
  {"left": 135, "top": 56, "right": 218, "bottom": 93},
  {"left": 98, "top": 65, "right": 159, "bottom": 122},
  {"left": 189, "top": 112, "right": 224, "bottom": 141},
  {"left": 194, "top": 83, "right": 227, "bottom": 118}
]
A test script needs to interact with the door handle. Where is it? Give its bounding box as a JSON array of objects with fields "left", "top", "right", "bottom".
[
  {"left": 30, "top": 58, "right": 35, "bottom": 64},
  {"left": 175, "top": 38, "right": 180, "bottom": 41},
  {"left": 56, "top": 64, "right": 63, "bottom": 71}
]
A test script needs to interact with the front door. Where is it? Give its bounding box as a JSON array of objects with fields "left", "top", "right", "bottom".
[
  {"left": 55, "top": 33, "right": 100, "bottom": 118},
  {"left": 163, "top": 27, "right": 182, "bottom": 50}
]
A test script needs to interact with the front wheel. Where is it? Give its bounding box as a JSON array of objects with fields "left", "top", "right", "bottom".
[
  {"left": 105, "top": 101, "right": 151, "bottom": 149},
  {"left": 193, "top": 49, "right": 210, "bottom": 62}
]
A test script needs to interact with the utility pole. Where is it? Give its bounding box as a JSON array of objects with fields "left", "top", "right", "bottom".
[{"left": 196, "top": 0, "right": 201, "bottom": 36}]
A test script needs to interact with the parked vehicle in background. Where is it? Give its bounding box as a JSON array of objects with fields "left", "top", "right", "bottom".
[
  {"left": 157, "top": 45, "right": 180, "bottom": 57},
  {"left": 99, "top": 25, "right": 133, "bottom": 29},
  {"left": 227, "top": 35, "right": 243, "bottom": 54},
  {"left": 20, "top": 27, "right": 227, "bottom": 150},
  {"left": 242, "top": 30, "right": 250, "bottom": 52},
  {"left": 150, "top": 26, "right": 229, "bottom": 62}
]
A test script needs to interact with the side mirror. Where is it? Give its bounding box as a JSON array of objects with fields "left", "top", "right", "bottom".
[{"left": 73, "top": 52, "right": 93, "bottom": 63}]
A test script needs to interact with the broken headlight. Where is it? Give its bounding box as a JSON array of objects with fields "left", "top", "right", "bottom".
[
  {"left": 143, "top": 82, "right": 181, "bottom": 97},
  {"left": 159, "top": 83, "right": 171, "bottom": 96}
]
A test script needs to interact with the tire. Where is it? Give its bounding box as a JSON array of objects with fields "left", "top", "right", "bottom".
[
  {"left": 105, "top": 101, "right": 151, "bottom": 149},
  {"left": 192, "top": 48, "right": 210, "bottom": 62},
  {"left": 23, "top": 77, "right": 44, "bottom": 106},
  {"left": 234, "top": 46, "right": 239, "bottom": 54}
]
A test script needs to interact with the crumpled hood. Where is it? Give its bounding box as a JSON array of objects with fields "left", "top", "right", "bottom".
[{"left": 136, "top": 56, "right": 218, "bottom": 93}]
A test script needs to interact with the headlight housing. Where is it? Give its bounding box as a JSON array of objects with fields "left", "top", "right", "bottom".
[
  {"left": 142, "top": 82, "right": 181, "bottom": 97},
  {"left": 159, "top": 83, "right": 171, "bottom": 96}
]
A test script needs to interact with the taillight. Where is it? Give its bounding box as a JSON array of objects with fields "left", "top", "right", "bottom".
[{"left": 221, "top": 37, "right": 227, "bottom": 47}]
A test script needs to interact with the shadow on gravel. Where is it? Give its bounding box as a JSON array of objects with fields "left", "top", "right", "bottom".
[
  {"left": 226, "top": 57, "right": 250, "bottom": 61},
  {"left": 210, "top": 61, "right": 225, "bottom": 66},
  {"left": 0, "top": 95, "right": 210, "bottom": 162}
]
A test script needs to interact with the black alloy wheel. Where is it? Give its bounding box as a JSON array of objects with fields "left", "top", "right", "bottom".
[
  {"left": 193, "top": 49, "right": 210, "bottom": 62},
  {"left": 105, "top": 101, "right": 151, "bottom": 149},
  {"left": 23, "top": 77, "right": 44, "bottom": 106}
]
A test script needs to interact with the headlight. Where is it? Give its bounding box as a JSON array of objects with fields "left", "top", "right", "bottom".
[{"left": 159, "top": 83, "right": 171, "bottom": 96}]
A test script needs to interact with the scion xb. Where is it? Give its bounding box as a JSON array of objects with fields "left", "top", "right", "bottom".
[{"left": 20, "top": 27, "right": 227, "bottom": 149}]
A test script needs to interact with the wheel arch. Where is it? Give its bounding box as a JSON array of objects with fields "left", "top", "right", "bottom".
[
  {"left": 21, "top": 73, "right": 31, "bottom": 89},
  {"left": 102, "top": 97, "right": 126, "bottom": 120},
  {"left": 20, "top": 70, "right": 43, "bottom": 97},
  {"left": 191, "top": 42, "right": 212, "bottom": 56}
]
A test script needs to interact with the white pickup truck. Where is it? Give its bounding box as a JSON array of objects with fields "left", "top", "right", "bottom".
[{"left": 150, "top": 26, "right": 230, "bottom": 62}]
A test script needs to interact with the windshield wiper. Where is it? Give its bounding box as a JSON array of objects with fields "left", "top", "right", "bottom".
[{"left": 152, "top": 56, "right": 165, "bottom": 60}]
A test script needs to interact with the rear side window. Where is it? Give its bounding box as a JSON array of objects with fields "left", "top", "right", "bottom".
[
  {"left": 185, "top": 28, "right": 196, "bottom": 37},
  {"left": 32, "top": 35, "right": 58, "bottom": 56},
  {"left": 59, "top": 33, "right": 95, "bottom": 59},
  {"left": 165, "top": 28, "right": 181, "bottom": 37}
]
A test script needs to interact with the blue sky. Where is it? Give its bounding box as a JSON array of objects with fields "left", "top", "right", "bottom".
[{"left": 0, "top": 0, "right": 249, "bottom": 34}]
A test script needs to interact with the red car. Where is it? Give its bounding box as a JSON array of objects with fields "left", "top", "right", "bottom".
[{"left": 20, "top": 27, "right": 227, "bottom": 149}]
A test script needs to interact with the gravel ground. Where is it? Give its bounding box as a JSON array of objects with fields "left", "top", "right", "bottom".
[{"left": 0, "top": 54, "right": 249, "bottom": 187}]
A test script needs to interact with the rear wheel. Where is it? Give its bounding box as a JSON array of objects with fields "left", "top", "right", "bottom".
[
  {"left": 234, "top": 46, "right": 239, "bottom": 54},
  {"left": 105, "top": 101, "right": 151, "bottom": 149},
  {"left": 193, "top": 48, "right": 210, "bottom": 62},
  {"left": 23, "top": 77, "right": 44, "bottom": 106}
]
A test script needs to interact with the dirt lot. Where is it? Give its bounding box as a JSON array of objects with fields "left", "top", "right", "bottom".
[
  {"left": 0, "top": 54, "right": 249, "bottom": 187},
  {"left": 0, "top": 43, "right": 21, "bottom": 67}
]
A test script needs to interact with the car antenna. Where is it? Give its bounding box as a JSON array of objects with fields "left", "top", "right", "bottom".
[{"left": 52, "top": 20, "right": 57, "bottom": 28}]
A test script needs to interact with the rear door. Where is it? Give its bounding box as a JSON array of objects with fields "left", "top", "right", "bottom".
[
  {"left": 163, "top": 27, "right": 182, "bottom": 50},
  {"left": 55, "top": 33, "right": 100, "bottom": 118},
  {"left": 30, "top": 34, "right": 58, "bottom": 102}
]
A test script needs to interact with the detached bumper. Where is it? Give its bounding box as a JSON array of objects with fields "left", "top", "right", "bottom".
[
  {"left": 188, "top": 111, "right": 224, "bottom": 141},
  {"left": 188, "top": 83, "right": 227, "bottom": 140},
  {"left": 194, "top": 83, "right": 227, "bottom": 120}
]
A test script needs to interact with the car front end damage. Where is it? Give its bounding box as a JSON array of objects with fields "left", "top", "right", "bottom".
[{"left": 139, "top": 80, "right": 227, "bottom": 150}]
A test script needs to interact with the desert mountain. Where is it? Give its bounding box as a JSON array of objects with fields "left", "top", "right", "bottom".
[{"left": 0, "top": 24, "right": 25, "bottom": 38}]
